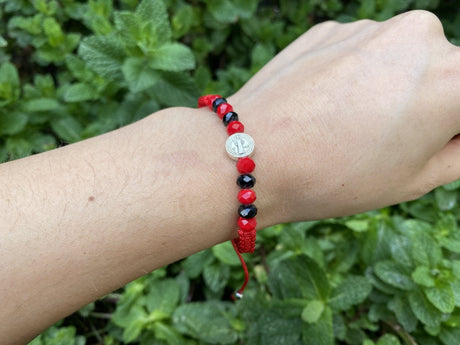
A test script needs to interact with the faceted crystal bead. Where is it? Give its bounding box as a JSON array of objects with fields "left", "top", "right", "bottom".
[
  {"left": 238, "top": 204, "right": 258, "bottom": 219},
  {"left": 198, "top": 95, "right": 213, "bottom": 107},
  {"left": 206, "top": 95, "right": 221, "bottom": 110},
  {"left": 212, "top": 98, "right": 227, "bottom": 112},
  {"left": 222, "top": 111, "right": 239, "bottom": 125},
  {"left": 238, "top": 217, "right": 257, "bottom": 231},
  {"left": 236, "top": 157, "right": 255, "bottom": 173},
  {"left": 227, "top": 121, "right": 244, "bottom": 135},
  {"left": 237, "top": 174, "right": 256, "bottom": 188},
  {"left": 217, "top": 104, "right": 234, "bottom": 119},
  {"left": 238, "top": 189, "right": 256, "bottom": 204}
]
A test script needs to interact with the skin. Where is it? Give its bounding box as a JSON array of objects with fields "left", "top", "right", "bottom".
[{"left": 1, "top": 10, "right": 459, "bottom": 345}]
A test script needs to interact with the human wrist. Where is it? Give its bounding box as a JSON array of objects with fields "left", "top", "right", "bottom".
[{"left": 225, "top": 94, "right": 312, "bottom": 225}]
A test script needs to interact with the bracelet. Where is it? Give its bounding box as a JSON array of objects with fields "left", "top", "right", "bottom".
[{"left": 198, "top": 95, "right": 257, "bottom": 298}]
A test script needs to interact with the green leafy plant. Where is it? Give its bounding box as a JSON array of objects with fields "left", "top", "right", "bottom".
[{"left": 1, "top": 0, "right": 459, "bottom": 344}]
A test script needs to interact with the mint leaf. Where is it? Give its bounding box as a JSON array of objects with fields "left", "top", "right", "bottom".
[
  {"left": 206, "top": 0, "right": 239, "bottom": 23},
  {"left": 374, "top": 260, "right": 415, "bottom": 291},
  {"left": 251, "top": 42, "right": 275, "bottom": 73},
  {"left": 424, "top": 284, "right": 455, "bottom": 313},
  {"left": 377, "top": 334, "right": 401, "bottom": 345},
  {"left": 136, "top": 0, "right": 171, "bottom": 44},
  {"left": 152, "top": 322, "right": 186, "bottom": 345},
  {"left": 450, "top": 280, "right": 460, "bottom": 307},
  {"left": 234, "top": 0, "right": 258, "bottom": 19},
  {"left": 301, "top": 300, "right": 325, "bottom": 323},
  {"left": 0, "top": 36, "right": 7, "bottom": 47},
  {"left": 150, "top": 71, "right": 199, "bottom": 107},
  {"left": 345, "top": 219, "right": 369, "bottom": 233},
  {"left": 149, "top": 43, "right": 195, "bottom": 72},
  {"left": 51, "top": 117, "right": 83, "bottom": 143},
  {"left": 171, "top": 5, "right": 195, "bottom": 39},
  {"left": 409, "top": 289, "right": 443, "bottom": 328},
  {"left": 113, "top": 11, "right": 143, "bottom": 48},
  {"left": 361, "top": 220, "right": 394, "bottom": 265},
  {"left": 412, "top": 266, "right": 436, "bottom": 287},
  {"left": 390, "top": 235, "right": 413, "bottom": 268},
  {"left": 440, "top": 326, "right": 460, "bottom": 345},
  {"left": 145, "top": 278, "right": 180, "bottom": 317},
  {"left": 78, "top": 35, "right": 125, "bottom": 82},
  {"left": 64, "top": 83, "right": 97, "bottom": 102},
  {"left": 388, "top": 295, "right": 418, "bottom": 332},
  {"left": 268, "top": 255, "right": 330, "bottom": 300},
  {"left": 111, "top": 281, "right": 146, "bottom": 328},
  {"left": 240, "top": 297, "right": 304, "bottom": 345},
  {"left": 122, "top": 57, "right": 160, "bottom": 92},
  {"left": 435, "top": 187, "right": 457, "bottom": 211},
  {"left": 43, "top": 17, "right": 64, "bottom": 47},
  {"left": 329, "top": 275, "right": 372, "bottom": 311},
  {"left": 412, "top": 232, "right": 442, "bottom": 268},
  {"left": 6, "top": 137, "right": 32, "bottom": 159},
  {"left": 29, "top": 133, "right": 56, "bottom": 152},
  {"left": 212, "top": 241, "right": 243, "bottom": 266},
  {"left": 182, "top": 249, "right": 214, "bottom": 279},
  {"left": 203, "top": 261, "right": 230, "bottom": 293},
  {"left": 172, "top": 302, "right": 237, "bottom": 344},
  {"left": 0, "top": 62, "right": 20, "bottom": 105},
  {"left": 0, "top": 111, "right": 28, "bottom": 135},
  {"left": 302, "top": 306, "right": 334, "bottom": 345},
  {"left": 439, "top": 238, "right": 460, "bottom": 253},
  {"left": 443, "top": 179, "right": 460, "bottom": 191},
  {"left": 22, "top": 98, "right": 59, "bottom": 112},
  {"left": 123, "top": 318, "right": 146, "bottom": 343}
]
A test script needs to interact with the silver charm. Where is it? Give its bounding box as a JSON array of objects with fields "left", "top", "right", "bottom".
[{"left": 225, "top": 133, "right": 255, "bottom": 160}]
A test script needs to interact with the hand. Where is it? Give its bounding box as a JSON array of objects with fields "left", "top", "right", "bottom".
[{"left": 229, "top": 10, "right": 460, "bottom": 223}]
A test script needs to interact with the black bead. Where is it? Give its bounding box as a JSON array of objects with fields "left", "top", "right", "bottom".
[
  {"left": 212, "top": 98, "right": 227, "bottom": 112},
  {"left": 238, "top": 204, "right": 258, "bottom": 219},
  {"left": 237, "top": 174, "right": 256, "bottom": 188},
  {"left": 222, "top": 111, "right": 239, "bottom": 126}
]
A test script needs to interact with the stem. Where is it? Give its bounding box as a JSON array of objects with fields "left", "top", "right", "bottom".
[
  {"left": 384, "top": 321, "right": 418, "bottom": 345},
  {"left": 102, "top": 293, "right": 122, "bottom": 303},
  {"left": 89, "top": 322, "right": 104, "bottom": 344},
  {"left": 89, "top": 312, "right": 113, "bottom": 320}
]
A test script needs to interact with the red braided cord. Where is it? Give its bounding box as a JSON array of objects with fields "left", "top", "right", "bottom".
[
  {"left": 234, "top": 229, "right": 256, "bottom": 253},
  {"left": 198, "top": 94, "right": 256, "bottom": 299},
  {"left": 231, "top": 239, "right": 249, "bottom": 299}
]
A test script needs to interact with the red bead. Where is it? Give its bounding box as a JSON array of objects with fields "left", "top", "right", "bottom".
[
  {"left": 238, "top": 189, "right": 256, "bottom": 204},
  {"left": 207, "top": 95, "right": 221, "bottom": 110},
  {"left": 198, "top": 95, "right": 221, "bottom": 107},
  {"left": 198, "top": 95, "right": 211, "bottom": 107},
  {"left": 227, "top": 121, "right": 244, "bottom": 135},
  {"left": 236, "top": 157, "right": 255, "bottom": 174},
  {"left": 238, "top": 217, "right": 257, "bottom": 231},
  {"left": 216, "top": 103, "right": 233, "bottom": 119}
]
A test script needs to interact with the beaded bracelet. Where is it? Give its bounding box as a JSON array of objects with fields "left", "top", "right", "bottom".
[{"left": 198, "top": 95, "right": 257, "bottom": 298}]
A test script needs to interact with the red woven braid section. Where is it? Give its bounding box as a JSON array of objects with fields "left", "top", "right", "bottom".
[{"left": 235, "top": 229, "right": 256, "bottom": 253}]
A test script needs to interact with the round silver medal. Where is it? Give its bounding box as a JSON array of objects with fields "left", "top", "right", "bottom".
[{"left": 225, "top": 133, "right": 255, "bottom": 160}]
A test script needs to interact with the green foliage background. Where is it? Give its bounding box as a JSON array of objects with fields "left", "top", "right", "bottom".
[{"left": 1, "top": 0, "right": 460, "bottom": 344}]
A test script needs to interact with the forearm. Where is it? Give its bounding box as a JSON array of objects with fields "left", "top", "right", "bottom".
[
  {"left": 3, "top": 10, "right": 459, "bottom": 344},
  {"left": 0, "top": 106, "right": 271, "bottom": 344}
]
